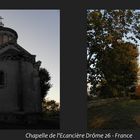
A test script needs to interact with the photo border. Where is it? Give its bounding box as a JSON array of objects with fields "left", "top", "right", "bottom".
[{"left": 0, "top": 0, "right": 140, "bottom": 139}]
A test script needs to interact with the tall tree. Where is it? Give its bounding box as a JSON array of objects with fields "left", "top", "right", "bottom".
[
  {"left": 100, "top": 42, "right": 139, "bottom": 97},
  {"left": 87, "top": 10, "right": 140, "bottom": 97},
  {"left": 39, "top": 68, "right": 52, "bottom": 100}
]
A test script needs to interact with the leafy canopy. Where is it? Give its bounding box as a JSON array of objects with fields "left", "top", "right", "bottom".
[{"left": 87, "top": 10, "right": 140, "bottom": 97}]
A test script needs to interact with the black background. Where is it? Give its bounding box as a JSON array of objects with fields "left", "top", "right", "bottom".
[{"left": 0, "top": 0, "right": 140, "bottom": 139}]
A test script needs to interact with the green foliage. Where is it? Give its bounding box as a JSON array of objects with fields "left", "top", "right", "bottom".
[
  {"left": 42, "top": 99, "right": 60, "bottom": 113},
  {"left": 42, "top": 99, "right": 60, "bottom": 121},
  {"left": 87, "top": 10, "right": 140, "bottom": 97},
  {"left": 101, "top": 42, "right": 138, "bottom": 97},
  {"left": 39, "top": 68, "right": 52, "bottom": 100},
  {"left": 135, "top": 84, "right": 140, "bottom": 97},
  {"left": 98, "top": 83, "right": 113, "bottom": 98}
]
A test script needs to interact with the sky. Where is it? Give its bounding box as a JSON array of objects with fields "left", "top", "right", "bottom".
[{"left": 0, "top": 10, "right": 60, "bottom": 102}]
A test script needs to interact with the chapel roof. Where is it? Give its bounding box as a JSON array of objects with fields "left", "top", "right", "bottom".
[
  {"left": 0, "top": 19, "right": 36, "bottom": 63},
  {"left": 0, "top": 41, "right": 33, "bottom": 56},
  {"left": 0, "top": 26, "right": 18, "bottom": 39}
]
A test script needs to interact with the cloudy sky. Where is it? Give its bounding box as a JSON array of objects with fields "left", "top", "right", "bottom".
[{"left": 0, "top": 10, "right": 60, "bottom": 102}]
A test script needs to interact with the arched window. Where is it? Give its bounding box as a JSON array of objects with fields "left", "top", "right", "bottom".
[{"left": 0, "top": 71, "right": 4, "bottom": 86}]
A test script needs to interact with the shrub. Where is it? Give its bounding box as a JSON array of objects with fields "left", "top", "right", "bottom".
[{"left": 135, "top": 85, "right": 140, "bottom": 98}]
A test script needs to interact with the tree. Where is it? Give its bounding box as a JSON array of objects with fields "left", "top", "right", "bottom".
[
  {"left": 100, "top": 42, "right": 139, "bottom": 97},
  {"left": 42, "top": 99, "right": 60, "bottom": 113},
  {"left": 39, "top": 68, "right": 52, "bottom": 100},
  {"left": 87, "top": 10, "right": 140, "bottom": 97}
]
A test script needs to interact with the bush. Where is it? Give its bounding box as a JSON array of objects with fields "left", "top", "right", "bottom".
[
  {"left": 136, "top": 85, "right": 140, "bottom": 96},
  {"left": 99, "top": 84, "right": 113, "bottom": 98}
]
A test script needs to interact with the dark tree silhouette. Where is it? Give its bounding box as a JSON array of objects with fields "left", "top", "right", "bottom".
[{"left": 39, "top": 68, "right": 52, "bottom": 100}]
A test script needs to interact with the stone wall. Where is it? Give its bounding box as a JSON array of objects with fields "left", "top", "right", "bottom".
[
  {"left": 21, "top": 61, "right": 42, "bottom": 113},
  {"left": 0, "top": 60, "right": 42, "bottom": 113},
  {"left": 0, "top": 60, "right": 19, "bottom": 112}
]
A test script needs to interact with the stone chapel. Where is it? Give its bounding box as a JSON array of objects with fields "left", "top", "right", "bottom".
[{"left": 0, "top": 17, "right": 42, "bottom": 123}]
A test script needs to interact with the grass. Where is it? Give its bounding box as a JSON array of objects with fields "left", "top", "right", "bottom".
[{"left": 88, "top": 98, "right": 140, "bottom": 129}]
